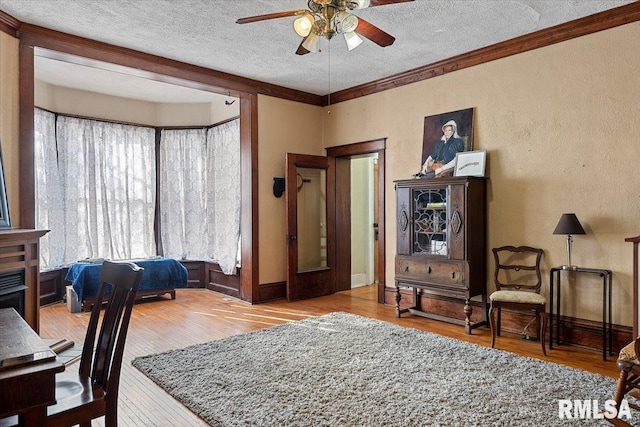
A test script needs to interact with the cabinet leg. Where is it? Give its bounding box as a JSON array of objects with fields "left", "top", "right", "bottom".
[
  {"left": 464, "top": 299, "right": 472, "bottom": 334},
  {"left": 395, "top": 286, "right": 401, "bottom": 318}
]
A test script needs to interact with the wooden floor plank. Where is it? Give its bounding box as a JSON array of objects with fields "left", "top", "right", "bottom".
[{"left": 39, "top": 286, "right": 620, "bottom": 426}]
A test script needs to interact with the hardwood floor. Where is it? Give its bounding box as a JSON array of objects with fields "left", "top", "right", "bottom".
[{"left": 39, "top": 285, "right": 620, "bottom": 426}]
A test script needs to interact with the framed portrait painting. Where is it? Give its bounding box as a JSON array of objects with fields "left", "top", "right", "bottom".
[{"left": 420, "top": 107, "right": 474, "bottom": 178}]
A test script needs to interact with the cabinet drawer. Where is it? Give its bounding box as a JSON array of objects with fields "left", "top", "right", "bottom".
[{"left": 396, "top": 256, "right": 465, "bottom": 286}]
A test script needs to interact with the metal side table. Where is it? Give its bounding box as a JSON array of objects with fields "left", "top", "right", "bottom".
[{"left": 549, "top": 266, "right": 613, "bottom": 361}]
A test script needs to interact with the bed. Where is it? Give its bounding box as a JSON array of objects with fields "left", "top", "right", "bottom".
[{"left": 65, "top": 258, "right": 188, "bottom": 311}]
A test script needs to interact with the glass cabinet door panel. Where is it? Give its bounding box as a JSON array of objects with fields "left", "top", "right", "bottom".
[{"left": 413, "top": 187, "right": 448, "bottom": 256}]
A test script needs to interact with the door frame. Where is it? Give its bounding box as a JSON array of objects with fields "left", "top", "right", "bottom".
[{"left": 326, "top": 138, "right": 386, "bottom": 303}]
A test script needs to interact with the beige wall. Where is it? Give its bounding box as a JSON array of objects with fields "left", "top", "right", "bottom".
[
  {"left": 323, "top": 22, "right": 640, "bottom": 326},
  {"left": 257, "top": 95, "right": 323, "bottom": 284},
  {"left": 0, "top": 32, "right": 20, "bottom": 227},
  {"left": 35, "top": 80, "right": 239, "bottom": 126}
]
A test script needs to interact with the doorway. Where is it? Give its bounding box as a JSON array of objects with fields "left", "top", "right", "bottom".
[
  {"left": 327, "top": 138, "right": 386, "bottom": 304},
  {"left": 349, "top": 154, "right": 378, "bottom": 289}
]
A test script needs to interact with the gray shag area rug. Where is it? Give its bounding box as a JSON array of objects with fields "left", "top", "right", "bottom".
[{"left": 132, "top": 312, "right": 619, "bottom": 426}]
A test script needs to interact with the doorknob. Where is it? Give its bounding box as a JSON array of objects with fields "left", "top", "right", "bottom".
[{"left": 289, "top": 235, "right": 297, "bottom": 241}]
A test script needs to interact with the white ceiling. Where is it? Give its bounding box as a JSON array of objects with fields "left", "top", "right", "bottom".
[{"left": 0, "top": 0, "right": 634, "bottom": 103}]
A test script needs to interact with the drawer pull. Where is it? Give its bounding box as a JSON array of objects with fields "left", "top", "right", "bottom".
[
  {"left": 405, "top": 266, "right": 409, "bottom": 273},
  {"left": 427, "top": 266, "right": 432, "bottom": 274},
  {"left": 451, "top": 271, "right": 455, "bottom": 279}
]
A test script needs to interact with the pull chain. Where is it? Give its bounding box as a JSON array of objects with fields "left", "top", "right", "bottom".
[{"left": 327, "top": 38, "right": 331, "bottom": 114}]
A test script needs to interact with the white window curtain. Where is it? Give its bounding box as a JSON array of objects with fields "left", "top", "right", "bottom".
[
  {"left": 34, "top": 109, "right": 65, "bottom": 270},
  {"left": 207, "top": 119, "right": 241, "bottom": 274},
  {"left": 35, "top": 110, "right": 157, "bottom": 268},
  {"left": 159, "top": 119, "right": 240, "bottom": 274}
]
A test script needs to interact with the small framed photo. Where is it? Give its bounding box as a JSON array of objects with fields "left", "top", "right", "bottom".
[{"left": 454, "top": 150, "right": 486, "bottom": 177}]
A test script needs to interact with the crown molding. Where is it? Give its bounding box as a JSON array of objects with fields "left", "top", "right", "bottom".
[
  {"left": 326, "top": 1, "right": 640, "bottom": 105},
  {"left": 0, "top": 10, "right": 19, "bottom": 37},
  {"left": 16, "top": 22, "right": 324, "bottom": 106},
  {"left": 2, "top": 2, "right": 639, "bottom": 107}
]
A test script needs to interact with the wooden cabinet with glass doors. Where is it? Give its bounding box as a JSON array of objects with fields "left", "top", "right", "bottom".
[{"left": 394, "top": 177, "right": 487, "bottom": 334}]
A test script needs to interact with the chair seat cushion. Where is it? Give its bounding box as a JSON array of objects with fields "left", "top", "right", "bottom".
[
  {"left": 490, "top": 290, "right": 546, "bottom": 305},
  {"left": 618, "top": 340, "right": 639, "bottom": 365}
]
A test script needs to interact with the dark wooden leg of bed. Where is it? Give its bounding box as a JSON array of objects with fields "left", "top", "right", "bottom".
[{"left": 79, "top": 289, "right": 176, "bottom": 311}]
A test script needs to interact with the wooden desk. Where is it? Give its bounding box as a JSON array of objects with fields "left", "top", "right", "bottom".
[{"left": 0, "top": 308, "right": 64, "bottom": 425}]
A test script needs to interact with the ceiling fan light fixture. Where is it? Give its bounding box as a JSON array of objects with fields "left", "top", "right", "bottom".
[
  {"left": 236, "top": 0, "right": 401, "bottom": 55},
  {"left": 293, "top": 13, "right": 315, "bottom": 37},
  {"left": 337, "top": 11, "right": 359, "bottom": 33},
  {"left": 344, "top": 31, "right": 363, "bottom": 51}
]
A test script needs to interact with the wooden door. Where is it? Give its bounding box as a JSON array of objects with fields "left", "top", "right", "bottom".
[{"left": 285, "top": 153, "right": 336, "bottom": 301}]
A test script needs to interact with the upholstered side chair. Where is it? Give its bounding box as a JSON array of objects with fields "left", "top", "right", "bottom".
[{"left": 489, "top": 246, "right": 546, "bottom": 356}]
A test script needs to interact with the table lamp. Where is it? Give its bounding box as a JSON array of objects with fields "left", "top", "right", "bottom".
[{"left": 553, "top": 213, "right": 586, "bottom": 270}]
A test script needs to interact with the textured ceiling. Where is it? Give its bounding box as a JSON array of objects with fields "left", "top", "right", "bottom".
[{"left": 0, "top": 0, "right": 634, "bottom": 103}]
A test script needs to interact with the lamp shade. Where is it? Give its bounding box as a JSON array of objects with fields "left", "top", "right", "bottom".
[
  {"left": 338, "top": 11, "right": 359, "bottom": 33},
  {"left": 344, "top": 31, "right": 363, "bottom": 51},
  {"left": 553, "top": 213, "right": 586, "bottom": 235},
  {"left": 302, "top": 30, "right": 320, "bottom": 53},
  {"left": 294, "top": 13, "right": 314, "bottom": 37}
]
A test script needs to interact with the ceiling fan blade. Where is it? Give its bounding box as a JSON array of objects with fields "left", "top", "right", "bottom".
[
  {"left": 296, "top": 39, "right": 311, "bottom": 56},
  {"left": 369, "top": 0, "right": 414, "bottom": 7},
  {"left": 355, "top": 18, "right": 396, "bottom": 47},
  {"left": 236, "top": 10, "right": 302, "bottom": 24}
]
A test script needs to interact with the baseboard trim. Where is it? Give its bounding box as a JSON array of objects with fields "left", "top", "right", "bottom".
[
  {"left": 258, "top": 281, "right": 286, "bottom": 302},
  {"left": 384, "top": 287, "right": 632, "bottom": 353}
]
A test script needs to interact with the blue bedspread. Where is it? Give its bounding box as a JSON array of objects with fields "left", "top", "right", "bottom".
[{"left": 65, "top": 258, "right": 188, "bottom": 301}]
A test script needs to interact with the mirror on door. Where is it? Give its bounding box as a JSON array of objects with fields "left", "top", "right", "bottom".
[{"left": 296, "top": 168, "right": 327, "bottom": 272}]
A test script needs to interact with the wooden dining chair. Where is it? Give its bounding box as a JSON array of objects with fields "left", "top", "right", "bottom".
[
  {"left": 489, "top": 246, "right": 546, "bottom": 355},
  {"left": 46, "top": 260, "right": 143, "bottom": 427}
]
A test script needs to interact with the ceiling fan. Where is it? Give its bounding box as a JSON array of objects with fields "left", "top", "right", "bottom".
[{"left": 236, "top": 0, "right": 414, "bottom": 55}]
